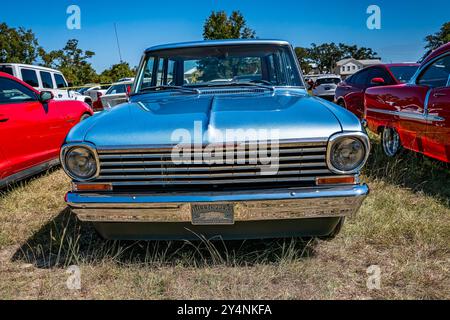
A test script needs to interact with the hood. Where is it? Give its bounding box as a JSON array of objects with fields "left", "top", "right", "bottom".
[{"left": 68, "top": 90, "right": 358, "bottom": 148}]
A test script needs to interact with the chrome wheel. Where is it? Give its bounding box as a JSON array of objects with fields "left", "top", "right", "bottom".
[{"left": 382, "top": 127, "right": 401, "bottom": 157}]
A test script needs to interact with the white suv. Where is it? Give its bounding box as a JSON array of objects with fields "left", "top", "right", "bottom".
[
  {"left": 0, "top": 63, "right": 93, "bottom": 106},
  {"left": 312, "top": 75, "right": 342, "bottom": 101}
]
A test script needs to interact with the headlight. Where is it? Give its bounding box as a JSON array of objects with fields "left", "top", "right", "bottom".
[
  {"left": 62, "top": 145, "right": 98, "bottom": 181},
  {"left": 328, "top": 134, "right": 370, "bottom": 174}
]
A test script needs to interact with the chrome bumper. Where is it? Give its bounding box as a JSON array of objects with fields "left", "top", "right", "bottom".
[{"left": 67, "top": 185, "right": 369, "bottom": 223}]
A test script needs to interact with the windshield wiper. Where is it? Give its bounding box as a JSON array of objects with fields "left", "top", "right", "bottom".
[
  {"left": 134, "top": 85, "right": 200, "bottom": 95},
  {"left": 190, "top": 82, "right": 275, "bottom": 91}
]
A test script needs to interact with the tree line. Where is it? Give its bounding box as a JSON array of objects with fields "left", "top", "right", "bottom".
[
  {"left": 203, "top": 12, "right": 450, "bottom": 74},
  {"left": 0, "top": 23, "right": 134, "bottom": 86},
  {"left": 0, "top": 15, "right": 448, "bottom": 85}
]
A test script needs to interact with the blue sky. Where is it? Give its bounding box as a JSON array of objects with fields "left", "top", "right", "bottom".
[{"left": 1, "top": 0, "right": 449, "bottom": 72}]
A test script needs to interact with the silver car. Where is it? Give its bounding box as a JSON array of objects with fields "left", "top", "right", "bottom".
[
  {"left": 61, "top": 40, "right": 370, "bottom": 241},
  {"left": 313, "top": 75, "right": 342, "bottom": 101},
  {"left": 100, "top": 80, "right": 133, "bottom": 109}
]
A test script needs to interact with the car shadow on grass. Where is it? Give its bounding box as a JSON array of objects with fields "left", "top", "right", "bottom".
[
  {"left": 12, "top": 208, "right": 319, "bottom": 269},
  {"left": 363, "top": 138, "right": 450, "bottom": 207}
]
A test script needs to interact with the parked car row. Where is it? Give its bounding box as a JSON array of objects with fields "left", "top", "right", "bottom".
[
  {"left": 331, "top": 44, "right": 449, "bottom": 163},
  {"left": 1, "top": 39, "right": 449, "bottom": 242},
  {"left": 0, "top": 63, "right": 94, "bottom": 107}
]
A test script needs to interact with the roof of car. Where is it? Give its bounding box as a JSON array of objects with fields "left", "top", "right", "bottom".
[
  {"left": 145, "top": 39, "right": 291, "bottom": 53},
  {"left": 111, "top": 80, "right": 133, "bottom": 86},
  {"left": 0, "top": 63, "right": 63, "bottom": 74},
  {"left": 0, "top": 71, "right": 39, "bottom": 93},
  {"left": 316, "top": 74, "right": 341, "bottom": 79},
  {"left": 383, "top": 63, "right": 420, "bottom": 67},
  {"left": 421, "top": 42, "right": 450, "bottom": 65}
]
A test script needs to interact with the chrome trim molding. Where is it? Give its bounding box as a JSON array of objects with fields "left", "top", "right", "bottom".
[
  {"left": 60, "top": 142, "right": 101, "bottom": 182},
  {"left": 95, "top": 138, "right": 330, "bottom": 152},
  {"left": 145, "top": 39, "right": 291, "bottom": 54},
  {"left": 67, "top": 184, "right": 369, "bottom": 223},
  {"left": 326, "top": 132, "right": 371, "bottom": 175},
  {"left": 367, "top": 108, "right": 445, "bottom": 122}
]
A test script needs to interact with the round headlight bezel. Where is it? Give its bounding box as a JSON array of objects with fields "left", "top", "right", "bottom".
[
  {"left": 60, "top": 143, "right": 100, "bottom": 181},
  {"left": 327, "top": 132, "right": 370, "bottom": 175}
]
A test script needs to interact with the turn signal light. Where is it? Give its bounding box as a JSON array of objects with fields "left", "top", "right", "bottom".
[
  {"left": 73, "top": 183, "right": 113, "bottom": 192},
  {"left": 316, "top": 176, "right": 356, "bottom": 185}
]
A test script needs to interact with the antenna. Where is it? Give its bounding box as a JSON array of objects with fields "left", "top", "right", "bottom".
[{"left": 114, "top": 23, "right": 123, "bottom": 63}]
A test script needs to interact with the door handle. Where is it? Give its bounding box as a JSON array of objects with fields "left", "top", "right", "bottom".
[
  {"left": 433, "top": 93, "right": 447, "bottom": 97},
  {"left": 0, "top": 118, "right": 9, "bottom": 123}
]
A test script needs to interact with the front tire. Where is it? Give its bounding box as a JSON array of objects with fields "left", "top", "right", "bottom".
[{"left": 382, "top": 127, "right": 402, "bottom": 157}]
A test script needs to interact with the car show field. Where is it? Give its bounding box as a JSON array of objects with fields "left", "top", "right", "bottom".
[
  {"left": 1, "top": 2, "right": 449, "bottom": 304},
  {"left": 0, "top": 136, "right": 448, "bottom": 299}
]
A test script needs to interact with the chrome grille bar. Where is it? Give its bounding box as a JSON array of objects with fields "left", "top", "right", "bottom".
[{"left": 95, "top": 142, "right": 331, "bottom": 186}]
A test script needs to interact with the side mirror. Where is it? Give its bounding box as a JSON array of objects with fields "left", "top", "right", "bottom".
[
  {"left": 371, "top": 77, "right": 385, "bottom": 85},
  {"left": 39, "top": 91, "right": 54, "bottom": 103}
]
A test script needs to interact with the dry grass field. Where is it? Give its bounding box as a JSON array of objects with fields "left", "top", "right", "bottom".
[{"left": 0, "top": 136, "right": 449, "bottom": 300}]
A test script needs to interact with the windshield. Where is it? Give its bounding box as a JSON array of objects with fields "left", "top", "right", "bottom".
[
  {"left": 316, "top": 78, "right": 340, "bottom": 85},
  {"left": 388, "top": 66, "right": 419, "bottom": 83},
  {"left": 136, "top": 44, "right": 303, "bottom": 92}
]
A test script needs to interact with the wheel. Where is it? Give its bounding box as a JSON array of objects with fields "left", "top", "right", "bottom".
[
  {"left": 382, "top": 127, "right": 402, "bottom": 157},
  {"left": 80, "top": 113, "right": 91, "bottom": 122}
]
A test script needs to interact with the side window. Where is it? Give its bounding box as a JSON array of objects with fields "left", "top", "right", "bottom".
[
  {"left": 346, "top": 75, "right": 354, "bottom": 84},
  {"left": 418, "top": 55, "right": 450, "bottom": 88},
  {"left": 0, "top": 77, "right": 37, "bottom": 104},
  {"left": 140, "top": 57, "right": 156, "bottom": 89},
  {"left": 156, "top": 58, "right": 165, "bottom": 86},
  {"left": 0, "top": 66, "right": 14, "bottom": 76},
  {"left": 367, "top": 68, "right": 393, "bottom": 85},
  {"left": 40, "top": 71, "right": 54, "bottom": 89},
  {"left": 352, "top": 70, "right": 369, "bottom": 85},
  {"left": 106, "top": 85, "right": 126, "bottom": 95},
  {"left": 54, "top": 74, "right": 68, "bottom": 89},
  {"left": 21, "top": 69, "right": 39, "bottom": 87}
]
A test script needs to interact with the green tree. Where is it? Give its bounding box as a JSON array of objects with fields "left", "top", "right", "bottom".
[
  {"left": 338, "top": 43, "right": 379, "bottom": 60},
  {"left": 0, "top": 23, "right": 40, "bottom": 64},
  {"left": 43, "top": 39, "right": 98, "bottom": 85},
  {"left": 99, "top": 62, "right": 135, "bottom": 83},
  {"left": 203, "top": 11, "right": 256, "bottom": 40},
  {"left": 425, "top": 21, "right": 450, "bottom": 50},
  {"left": 308, "top": 43, "right": 343, "bottom": 73},
  {"left": 299, "top": 42, "right": 380, "bottom": 74},
  {"left": 294, "top": 47, "right": 312, "bottom": 74}
]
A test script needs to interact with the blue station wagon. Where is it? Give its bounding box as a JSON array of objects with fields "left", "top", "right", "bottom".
[{"left": 60, "top": 40, "right": 370, "bottom": 240}]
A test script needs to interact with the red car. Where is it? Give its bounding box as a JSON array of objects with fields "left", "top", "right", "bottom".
[
  {"left": 365, "top": 43, "right": 450, "bottom": 163},
  {"left": 0, "top": 72, "right": 93, "bottom": 187},
  {"left": 335, "top": 63, "right": 420, "bottom": 119}
]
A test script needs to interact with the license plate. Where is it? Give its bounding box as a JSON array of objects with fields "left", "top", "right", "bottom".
[{"left": 191, "top": 203, "right": 235, "bottom": 225}]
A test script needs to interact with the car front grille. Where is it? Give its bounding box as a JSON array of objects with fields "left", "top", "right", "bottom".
[{"left": 95, "top": 141, "right": 334, "bottom": 189}]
